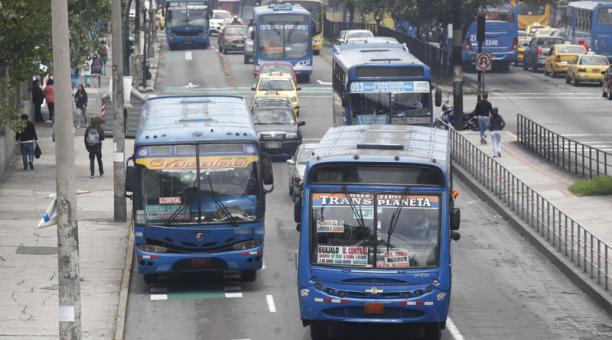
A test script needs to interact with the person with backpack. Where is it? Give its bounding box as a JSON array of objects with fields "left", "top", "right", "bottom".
[
  {"left": 74, "top": 84, "right": 88, "bottom": 128},
  {"left": 84, "top": 117, "right": 104, "bottom": 178},
  {"left": 15, "top": 114, "right": 38, "bottom": 170},
  {"left": 490, "top": 107, "right": 506, "bottom": 158}
]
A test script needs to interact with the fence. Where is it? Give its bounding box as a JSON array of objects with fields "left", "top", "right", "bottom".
[
  {"left": 323, "top": 19, "right": 452, "bottom": 78},
  {"left": 517, "top": 114, "right": 612, "bottom": 179},
  {"left": 449, "top": 127, "right": 611, "bottom": 295}
]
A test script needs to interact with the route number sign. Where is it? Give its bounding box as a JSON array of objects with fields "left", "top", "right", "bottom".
[{"left": 476, "top": 53, "right": 492, "bottom": 72}]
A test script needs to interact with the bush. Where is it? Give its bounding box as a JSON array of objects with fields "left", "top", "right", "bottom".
[{"left": 569, "top": 176, "right": 612, "bottom": 196}]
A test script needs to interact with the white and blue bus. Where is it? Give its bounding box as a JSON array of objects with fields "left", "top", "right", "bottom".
[
  {"left": 165, "top": 0, "right": 211, "bottom": 49},
  {"left": 332, "top": 42, "right": 434, "bottom": 127},
  {"left": 253, "top": 3, "right": 313, "bottom": 82},
  {"left": 566, "top": 1, "right": 612, "bottom": 61}
]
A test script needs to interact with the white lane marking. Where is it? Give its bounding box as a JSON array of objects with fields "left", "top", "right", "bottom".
[
  {"left": 225, "top": 292, "right": 243, "bottom": 298},
  {"left": 446, "top": 317, "right": 465, "bottom": 340},
  {"left": 266, "top": 294, "right": 277, "bottom": 312},
  {"left": 490, "top": 92, "right": 595, "bottom": 95},
  {"left": 150, "top": 294, "right": 168, "bottom": 301},
  {"left": 316, "top": 80, "right": 332, "bottom": 86},
  {"left": 494, "top": 96, "right": 601, "bottom": 99},
  {"left": 262, "top": 259, "right": 266, "bottom": 270},
  {"left": 185, "top": 51, "right": 193, "bottom": 60}
]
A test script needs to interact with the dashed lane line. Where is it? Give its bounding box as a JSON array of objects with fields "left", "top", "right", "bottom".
[
  {"left": 447, "top": 317, "right": 465, "bottom": 340},
  {"left": 266, "top": 294, "right": 277, "bottom": 313},
  {"left": 185, "top": 51, "right": 193, "bottom": 60}
]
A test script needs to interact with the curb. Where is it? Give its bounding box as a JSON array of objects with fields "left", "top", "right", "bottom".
[
  {"left": 113, "top": 221, "right": 134, "bottom": 340},
  {"left": 453, "top": 164, "right": 612, "bottom": 316}
]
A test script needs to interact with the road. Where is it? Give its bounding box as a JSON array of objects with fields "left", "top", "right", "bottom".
[{"left": 124, "top": 34, "right": 612, "bottom": 340}]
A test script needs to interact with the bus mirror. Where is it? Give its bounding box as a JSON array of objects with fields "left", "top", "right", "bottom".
[
  {"left": 451, "top": 208, "right": 461, "bottom": 230},
  {"left": 435, "top": 87, "right": 442, "bottom": 107},
  {"left": 262, "top": 155, "right": 274, "bottom": 186},
  {"left": 298, "top": 121, "right": 306, "bottom": 127},
  {"left": 126, "top": 165, "right": 137, "bottom": 195},
  {"left": 294, "top": 195, "right": 302, "bottom": 223},
  {"left": 451, "top": 231, "right": 461, "bottom": 241}
]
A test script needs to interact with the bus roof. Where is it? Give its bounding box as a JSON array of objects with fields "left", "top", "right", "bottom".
[
  {"left": 568, "top": 1, "right": 612, "bottom": 11},
  {"left": 135, "top": 95, "right": 258, "bottom": 145},
  {"left": 333, "top": 43, "right": 430, "bottom": 74},
  {"left": 313, "top": 125, "right": 448, "bottom": 166},
  {"left": 254, "top": 3, "right": 311, "bottom": 16}
]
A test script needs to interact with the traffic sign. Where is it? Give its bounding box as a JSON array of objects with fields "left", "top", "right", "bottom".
[{"left": 476, "top": 52, "right": 492, "bottom": 71}]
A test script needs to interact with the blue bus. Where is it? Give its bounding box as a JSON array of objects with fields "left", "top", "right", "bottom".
[
  {"left": 125, "top": 96, "right": 274, "bottom": 284},
  {"left": 332, "top": 42, "right": 434, "bottom": 127},
  {"left": 253, "top": 3, "right": 313, "bottom": 82},
  {"left": 566, "top": 1, "right": 612, "bottom": 61},
  {"left": 165, "top": 0, "right": 211, "bottom": 49},
  {"left": 463, "top": 3, "right": 519, "bottom": 71},
  {"left": 295, "top": 124, "right": 461, "bottom": 340}
]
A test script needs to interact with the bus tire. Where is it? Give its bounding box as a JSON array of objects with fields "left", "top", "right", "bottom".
[
  {"left": 242, "top": 270, "right": 257, "bottom": 282},
  {"left": 301, "top": 74, "right": 311, "bottom": 83},
  {"left": 143, "top": 274, "right": 159, "bottom": 285},
  {"left": 423, "top": 323, "right": 442, "bottom": 340},
  {"left": 310, "top": 325, "right": 328, "bottom": 340}
]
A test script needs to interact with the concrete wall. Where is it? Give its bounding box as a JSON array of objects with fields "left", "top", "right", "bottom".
[{"left": 0, "top": 79, "right": 31, "bottom": 179}]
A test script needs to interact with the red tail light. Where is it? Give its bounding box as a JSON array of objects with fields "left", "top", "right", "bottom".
[
  {"left": 537, "top": 47, "right": 542, "bottom": 57},
  {"left": 464, "top": 37, "right": 472, "bottom": 51},
  {"left": 556, "top": 55, "right": 561, "bottom": 62},
  {"left": 512, "top": 37, "right": 518, "bottom": 50}
]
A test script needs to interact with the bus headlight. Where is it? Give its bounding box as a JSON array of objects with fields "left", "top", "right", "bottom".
[
  {"left": 297, "top": 60, "right": 311, "bottom": 66},
  {"left": 232, "top": 240, "right": 262, "bottom": 250},
  {"left": 137, "top": 244, "right": 169, "bottom": 253}
]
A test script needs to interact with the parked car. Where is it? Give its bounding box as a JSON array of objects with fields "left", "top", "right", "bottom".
[
  {"left": 543, "top": 44, "right": 587, "bottom": 77},
  {"left": 253, "top": 104, "right": 305, "bottom": 158},
  {"left": 244, "top": 26, "right": 254, "bottom": 64},
  {"left": 286, "top": 143, "right": 317, "bottom": 201},
  {"left": 522, "top": 36, "right": 565, "bottom": 72},
  {"left": 602, "top": 66, "right": 612, "bottom": 100},
  {"left": 336, "top": 29, "right": 374, "bottom": 45},
  {"left": 209, "top": 9, "right": 231, "bottom": 35},
  {"left": 566, "top": 54, "right": 610, "bottom": 86},
  {"left": 255, "top": 61, "right": 297, "bottom": 84},
  {"left": 218, "top": 24, "right": 247, "bottom": 54}
]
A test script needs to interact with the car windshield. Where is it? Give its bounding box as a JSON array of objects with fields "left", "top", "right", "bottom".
[
  {"left": 253, "top": 108, "right": 295, "bottom": 124},
  {"left": 258, "top": 14, "right": 310, "bottom": 59},
  {"left": 168, "top": 6, "right": 208, "bottom": 26},
  {"left": 226, "top": 26, "right": 246, "bottom": 35},
  {"left": 261, "top": 64, "right": 293, "bottom": 74},
  {"left": 351, "top": 92, "right": 431, "bottom": 123},
  {"left": 259, "top": 78, "right": 294, "bottom": 91},
  {"left": 311, "top": 193, "right": 440, "bottom": 269},
  {"left": 558, "top": 46, "right": 585, "bottom": 54},
  {"left": 213, "top": 11, "right": 231, "bottom": 19},
  {"left": 580, "top": 56, "right": 609, "bottom": 66},
  {"left": 298, "top": 148, "right": 315, "bottom": 163},
  {"left": 347, "top": 32, "right": 373, "bottom": 40}
]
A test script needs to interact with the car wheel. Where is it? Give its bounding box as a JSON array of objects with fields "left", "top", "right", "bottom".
[
  {"left": 566, "top": 76, "right": 571, "bottom": 84},
  {"left": 573, "top": 77, "right": 580, "bottom": 86},
  {"left": 242, "top": 270, "right": 257, "bottom": 282}
]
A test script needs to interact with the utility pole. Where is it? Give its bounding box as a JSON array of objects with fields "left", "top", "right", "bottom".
[
  {"left": 124, "top": 0, "right": 134, "bottom": 75},
  {"left": 112, "top": 0, "right": 127, "bottom": 221},
  {"left": 141, "top": 1, "right": 148, "bottom": 88},
  {"left": 452, "top": 0, "right": 464, "bottom": 130},
  {"left": 51, "top": 0, "right": 82, "bottom": 338}
]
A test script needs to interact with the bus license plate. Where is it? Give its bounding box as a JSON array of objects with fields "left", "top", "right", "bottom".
[
  {"left": 191, "top": 259, "right": 211, "bottom": 268},
  {"left": 364, "top": 303, "right": 384, "bottom": 314},
  {"left": 266, "top": 142, "right": 282, "bottom": 149}
]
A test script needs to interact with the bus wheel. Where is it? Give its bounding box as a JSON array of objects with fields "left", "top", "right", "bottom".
[
  {"left": 423, "top": 323, "right": 441, "bottom": 340},
  {"left": 242, "top": 270, "right": 257, "bottom": 282},
  {"left": 143, "top": 274, "right": 159, "bottom": 285},
  {"left": 310, "top": 325, "right": 328, "bottom": 340}
]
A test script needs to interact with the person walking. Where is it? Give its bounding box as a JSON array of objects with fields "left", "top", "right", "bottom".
[
  {"left": 32, "top": 79, "right": 45, "bottom": 123},
  {"left": 74, "top": 84, "right": 88, "bottom": 128},
  {"left": 474, "top": 92, "right": 494, "bottom": 144},
  {"left": 490, "top": 107, "right": 506, "bottom": 158},
  {"left": 15, "top": 114, "right": 38, "bottom": 170},
  {"left": 98, "top": 43, "right": 108, "bottom": 75},
  {"left": 43, "top": 78, "right": 55, "bottom": 122},
  {"left": 84, "top": 117, "right": 104, "bottom": 178},
  {"left": 82, "top": 58, "right": 92, "bottom": 87}
]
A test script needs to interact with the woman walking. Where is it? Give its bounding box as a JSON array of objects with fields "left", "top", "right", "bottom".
[
  {"left": 84, "top": 117, "right": 105, "bottom": 178},
  {"left": 490, "top": 108, "right": 506, "bottom": 158},
  {"left": 74, "top": 84, "right": 88, "bottom": 128},
  {"left": 15, "top": 114, "right": 38, "bottom": 170},
  {"left": 43, "top": 78, "right": 55, "bottom": 122}
]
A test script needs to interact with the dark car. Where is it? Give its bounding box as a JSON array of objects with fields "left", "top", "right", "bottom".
[
  {"left": 522, "top": 36, "right": 565, "bottom": 72},
  {"left": 603, "top": 66, "right": 612, "bottom": 100},
  {"left": 253, "top": 105, "right": 305, "bottom": 158},
  {"left": 218, "top": 24, "right": 247, "bottom": 54}
]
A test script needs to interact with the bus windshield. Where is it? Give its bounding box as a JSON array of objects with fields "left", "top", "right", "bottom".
[
  {"left": 311, "top": 193, "right": 440, "bottom": 269},
  {"left": 168, "top": 5, "right": 209, "bottom": 26},
  {"left": 485, "top": 5, "right": 515, "bottom": 22},
  {"left": 258, "top": 14, "right": 310, "bottom": 59},
  {"left": 350, "top": 92, "right": 431, "bottom": 121}
]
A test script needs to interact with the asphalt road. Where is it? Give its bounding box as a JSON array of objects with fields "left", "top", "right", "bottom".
[{"left": 124, "top": 35, "right": 612, "bottom": 340}]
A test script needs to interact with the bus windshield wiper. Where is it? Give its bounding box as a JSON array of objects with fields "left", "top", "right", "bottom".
[
  {"left": 163, "top": 177, "right": 198, "bottom": 226},
  {"left": 205, "top": 173, "right": 237, "bottom": 226},
  {"left": 342, "top": 187, "right": 365, "bottom": 230},
  {"left": 386, "top": 189, "right": 410, "bottom": 253}
]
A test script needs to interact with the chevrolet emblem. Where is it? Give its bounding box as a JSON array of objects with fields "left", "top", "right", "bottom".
[
  {"left": 195, "top": 233, "right": 204, "bottom": 241},
  {"left": 365, "top": 287, "right": 384, "bottom": 295}
]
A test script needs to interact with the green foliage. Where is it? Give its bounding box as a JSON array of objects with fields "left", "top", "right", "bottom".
[
  {"left": 0, "top": 88, "right": 27, "bottom": 133},
  {"left": 569, "top": 176, "right": 612, "bottom": 196}
]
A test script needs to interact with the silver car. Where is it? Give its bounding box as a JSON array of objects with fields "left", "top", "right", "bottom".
[{"left": 286, "top": 143, "right": 317, "bottom": 201}]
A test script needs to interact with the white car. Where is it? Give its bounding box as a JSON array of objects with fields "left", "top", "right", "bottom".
[
  {"left": 286, "top": 143, "right": 317, "bottom": 202},
  {"left": 336, "top": 29, "right": 374, "bottom": 45},
  {"left": 209, "top": 9, "right": 231, "bottom": 34}
]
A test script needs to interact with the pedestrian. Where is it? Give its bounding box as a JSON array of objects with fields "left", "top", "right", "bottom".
[
  {"left": 43, "top": 78, "right": 55, "bottom": 122},
  {"left": 15, "top": 114, "right": 38, "bottom": 170},
  {"left": 578, "top": 38, "right": 589, "bottom": 51},
  {"left": 82, "top": 58, "right": 92, "bottom": 87},
  {"left": 74, "top": 84, "right": 88, "bottom": 128},
  {"left": 490, "top": 107, "right": 506, "bottom": 158},
  {"left": 473, "top": 92, "right": 494, "bottom": 144},
  {"left": 71, "top": 68, "right": 80, "bottom": 90},
  {"left": 84, "top": 116, "right": 104, "bottom": 178},
  {"left": 32, "top": 79, "right": 45, "bottom": 123},
  {"left": 91, "top": 54, "right": 103, "bottom": 77},
  {"left": 98, "top": 43, "right": 108, "bottom": 75}
]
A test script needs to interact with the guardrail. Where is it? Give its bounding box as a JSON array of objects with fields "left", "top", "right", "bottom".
[
  {"left": 517, "top": 113, "right": 612, "bottom": 179},
  {"left": 449, "top": 127, "right": 611, "bottom": 294}
]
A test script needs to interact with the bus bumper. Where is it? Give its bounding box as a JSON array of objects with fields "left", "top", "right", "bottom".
[
  {"left": 293, "top": 63, "right": 313, "bottom": 75},
  {"left": 135, "top": 245, "right": 263, "bottom": 274},
  {"left": 167, "top": 35, "right": 210, "bottom": 49},
  {"left": 299, "top": 287, "right": 450, "bottom": 325}
]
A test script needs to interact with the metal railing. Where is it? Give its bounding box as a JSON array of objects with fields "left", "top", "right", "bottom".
[
  {"left": 449, "top": 127, "right": 611, "bottom": 294},
  {"left": 517, "top": 113, "right": 612, "bottom": 179}
]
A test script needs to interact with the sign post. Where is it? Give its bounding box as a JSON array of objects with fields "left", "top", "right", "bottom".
[
  {"left": 476, "top": 13, "right": 486, "bottom": 101},
  {"left": 476, "top": 52, "right": 491, "bottom": 99}
]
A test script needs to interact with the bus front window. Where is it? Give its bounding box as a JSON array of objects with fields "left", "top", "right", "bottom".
[
  {"left": 259, "top": 14, "right": 310, "bottom": 59},
  {"left": 140, "top": 168, "right": 199, "bottom": 225},
  {"left": 350, "top": 92, "right": 431, "bottom": 120},
  {"left": 168, "top": 6, "right": 208, "bottom": 26}
]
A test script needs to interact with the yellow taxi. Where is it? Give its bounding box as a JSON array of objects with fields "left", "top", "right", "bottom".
[
  {"left": 516, "top": 37, "right": 530, "bottom": 65},
  {"left": 544, "top": 44, "right": 587, "bottom": 77},
  {"left": 252, "top": 73, "right": 301, "bottom": 116},
  {"left": 566, "top": 54, "right": 610, "bottom": 86}
]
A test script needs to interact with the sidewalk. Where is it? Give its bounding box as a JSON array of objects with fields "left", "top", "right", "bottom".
[{"left": 460, "top": 130, "right": 612, "bottom": 246}]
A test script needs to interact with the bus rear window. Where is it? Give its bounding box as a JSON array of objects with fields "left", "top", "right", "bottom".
[
  {"left": 356, "top": 66, "right": 424, "bottom": 78},
  {"left": 310, "top": 165, "right": 443, "bottom": 186}
]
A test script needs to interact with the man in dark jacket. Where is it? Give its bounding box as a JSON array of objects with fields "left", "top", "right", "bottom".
[
  {"left": 32, "top": 80, "right": 45, "bottom": 123},
  {"left": 15, "top": 114, "right": 38, "bottom": 170},
  {"left": 474, "top": 93, "right": 494, "bottom": 144}
]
